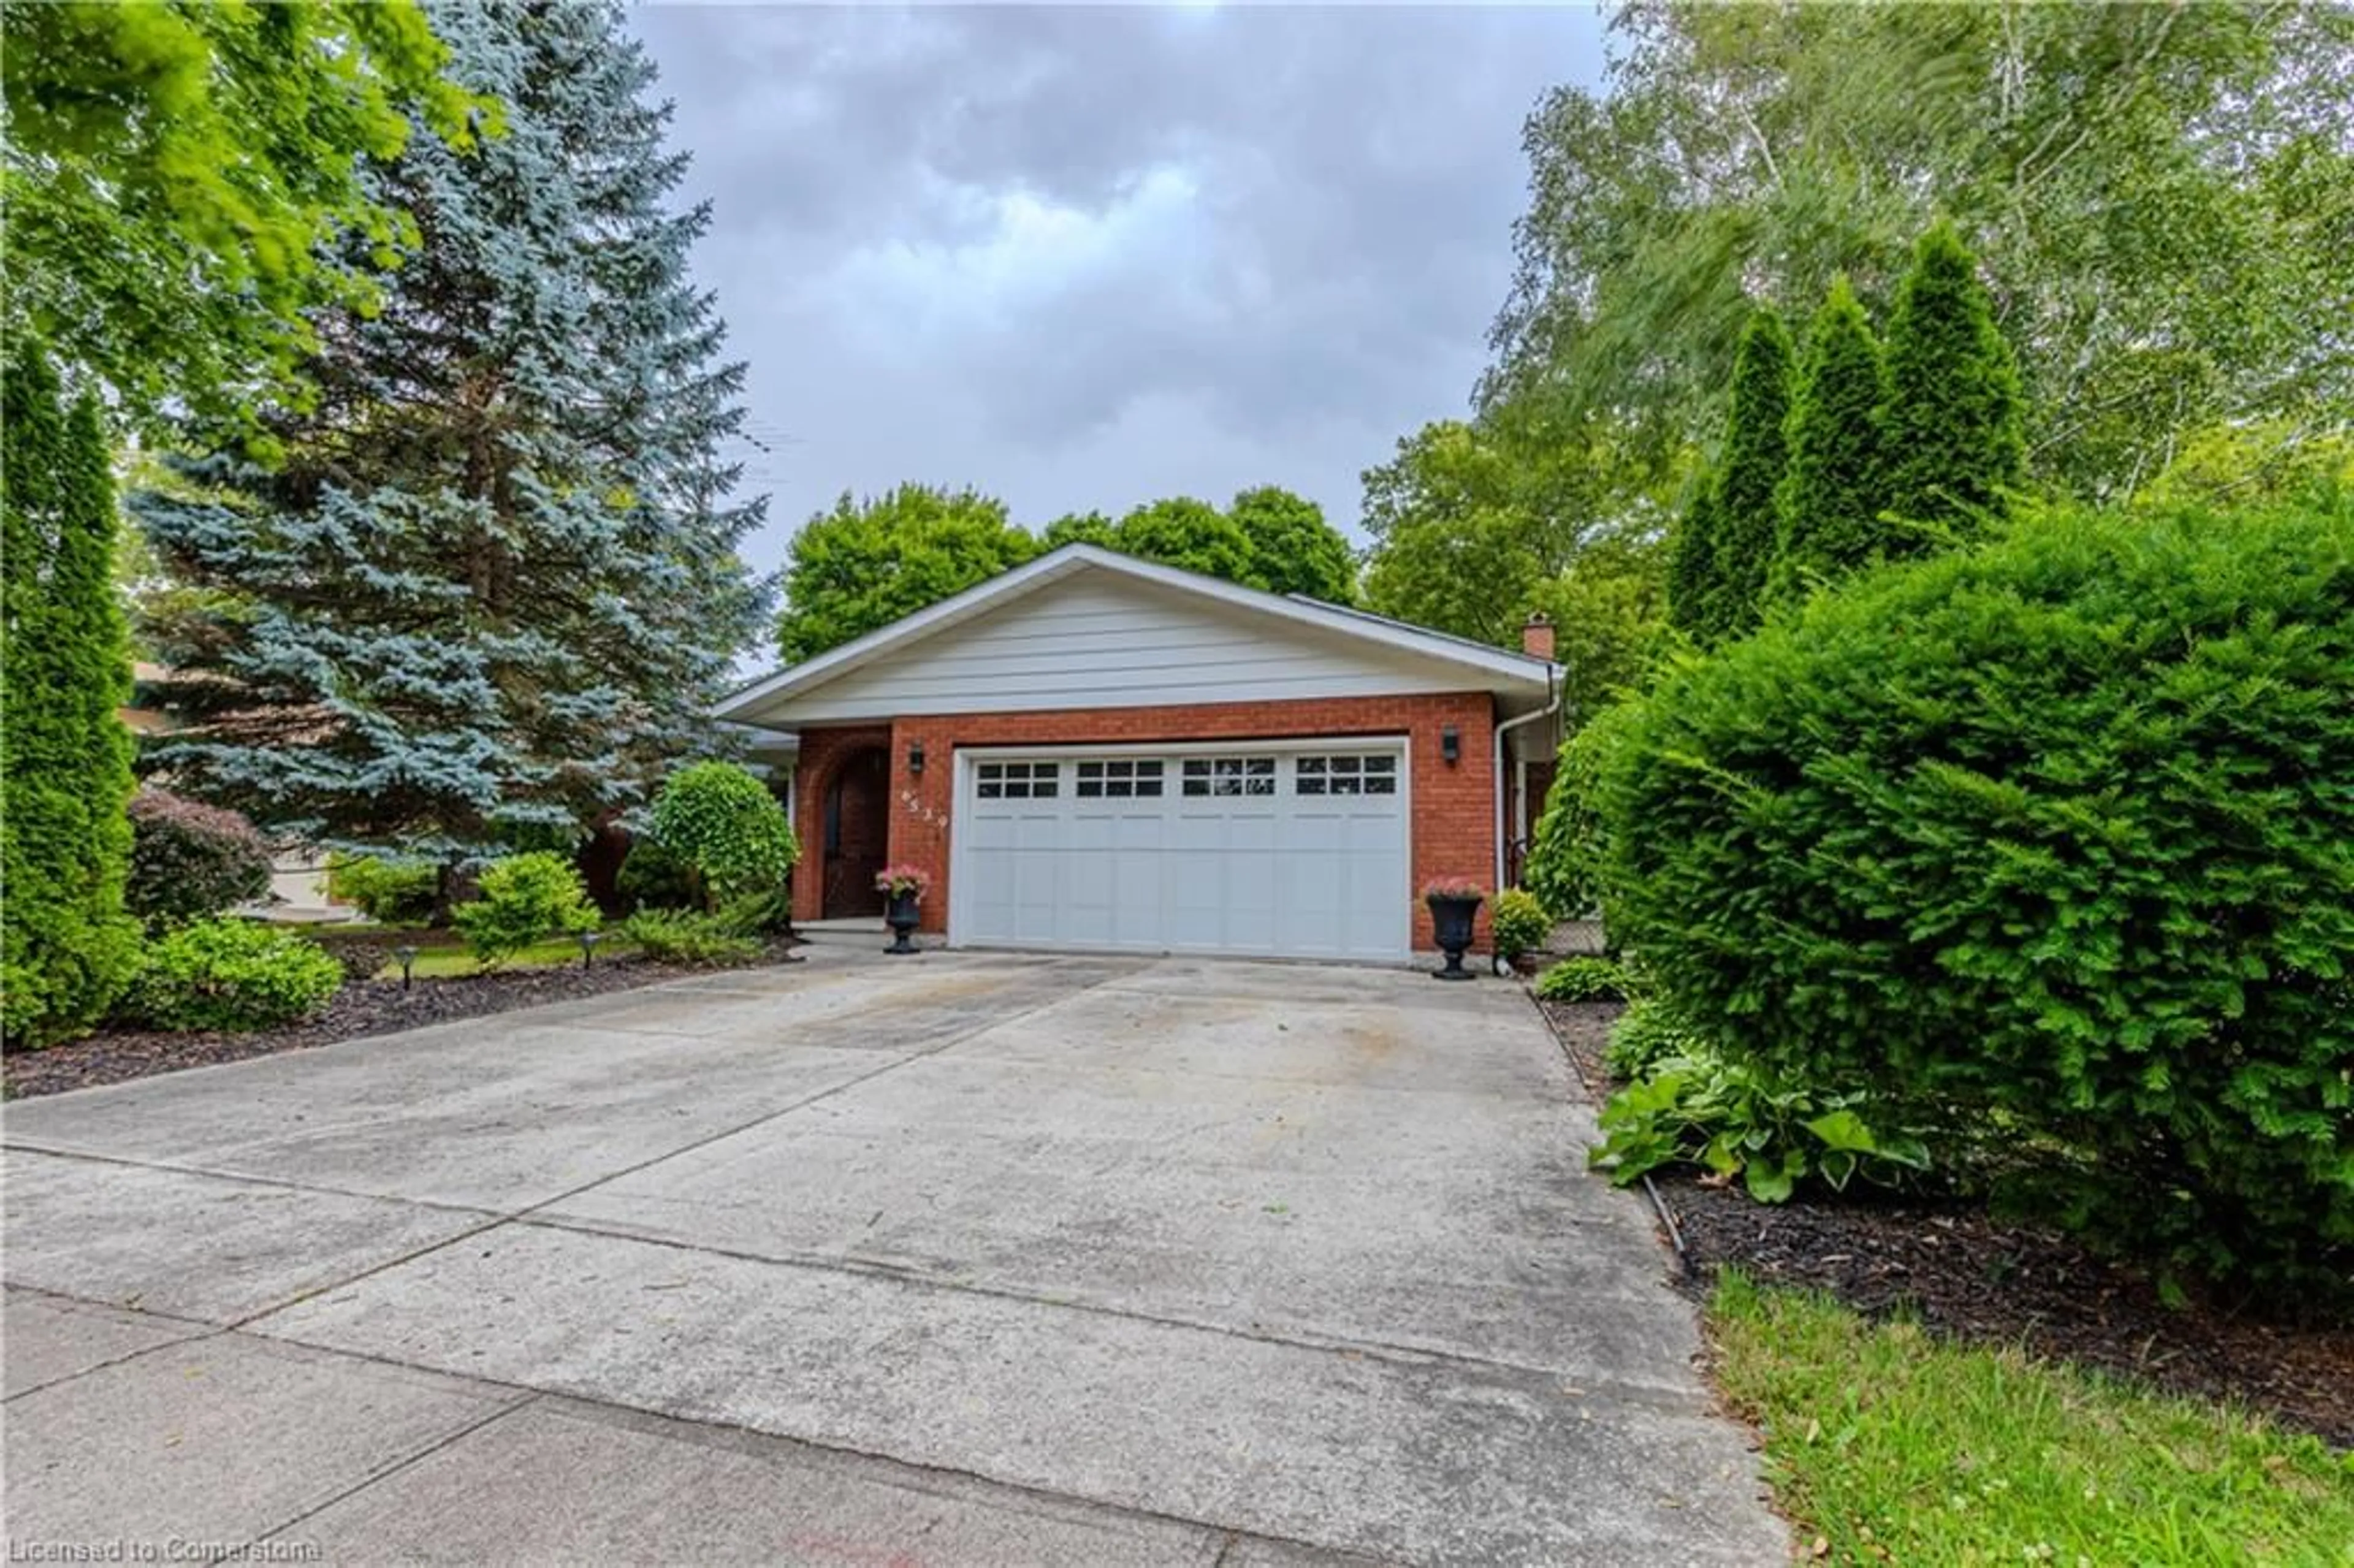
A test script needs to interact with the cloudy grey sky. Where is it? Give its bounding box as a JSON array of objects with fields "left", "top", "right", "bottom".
[{"left": 628, "top": 3, "right": 1606, "bottom": 574}]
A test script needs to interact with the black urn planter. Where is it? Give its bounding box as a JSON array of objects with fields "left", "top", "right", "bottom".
[
  {"left": 883, "top": 889, "right": 922, "bottom": 954},
  {"left": 1425, "top": 892, "right": 1483, "bottom": 981}
]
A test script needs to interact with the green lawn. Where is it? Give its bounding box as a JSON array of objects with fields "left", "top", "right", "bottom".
[
  {"left": 1708, "top": 1273, "right": 2354, "bottom": 1567},
  {"left": 377, "top": 934, "right": 636, "bottom": 979}
]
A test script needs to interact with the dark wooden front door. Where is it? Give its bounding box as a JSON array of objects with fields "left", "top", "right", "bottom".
[{"left": 821, "top": 746, "right": 889, "bottom": 918}]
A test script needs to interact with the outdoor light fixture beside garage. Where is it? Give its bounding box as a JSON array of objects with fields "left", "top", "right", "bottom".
[
  {"left": 908, "top": 740, "right": 926, "bottom": 775},
  {"left": 1441, "top": 725, "right": 1461, "bottom": 764}
]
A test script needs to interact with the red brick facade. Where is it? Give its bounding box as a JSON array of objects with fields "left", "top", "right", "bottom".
[{"left": 790, "top": 693, "right": 1501, "bottom": 952}]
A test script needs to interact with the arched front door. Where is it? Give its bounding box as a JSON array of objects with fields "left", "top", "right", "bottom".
[{"left": 820, "top": 745, "right": 889, "bottom": 918}]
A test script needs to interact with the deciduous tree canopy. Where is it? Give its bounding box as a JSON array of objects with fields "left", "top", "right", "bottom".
[
  {"left": 1, "top": 0, "right": 482, "bottom": 433},
  {"left": 1487, "top": 1, "right": 2354, "bottom": 500},
  {"left": 776, "top": 485, "right": 1041, "bottom": 664}
]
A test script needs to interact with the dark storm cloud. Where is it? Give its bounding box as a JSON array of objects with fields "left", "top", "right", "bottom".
[{"left": 627, "top": 3, "right": 1605, "bottom": 567}]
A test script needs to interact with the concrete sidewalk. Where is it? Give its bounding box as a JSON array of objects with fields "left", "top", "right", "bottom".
[{"left": 2, "top": 951, "right": 1782, "bottom": 1566}]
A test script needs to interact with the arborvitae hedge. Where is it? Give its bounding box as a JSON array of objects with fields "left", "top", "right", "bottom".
[
  {"left": 1597, "top": 496, "right": 2354, "bottom": 1300},
  {"left": 1883, "top": 223, "right": 2025, "bottom": 542},
  {"left": 1, "top": 345, "right": 141, "bottom": 1046},
  {"left": 1776, "top": 276, "right": 1891, "bottom": 595},
  {"left": 1666, "top": 485, "right": 1723, "bottom": 640},
  {"left": 1665, "top": 483, "right": 1722, "bottom": 641},
  {"left": 1707, "top": 310, "right": 1796, "bottom": 641}
]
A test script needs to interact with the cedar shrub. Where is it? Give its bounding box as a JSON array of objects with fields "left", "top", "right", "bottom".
[
  {"left": 1776, "top": 275, "right": 1892, "bottom": 596},
  {"left": 1, "top": 343, "right": 142, "bottom": 1047},
  {"left": 1883, "top": 222, "right": 2025, "bottom": 543},
  {"left": 1707, "top": 308, "right": 1796, "bottom": 641}
]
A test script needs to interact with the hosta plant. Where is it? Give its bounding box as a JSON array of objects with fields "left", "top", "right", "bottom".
[{"left": 1591, "top": 1047, "right": 1930, "bottom": 1203}]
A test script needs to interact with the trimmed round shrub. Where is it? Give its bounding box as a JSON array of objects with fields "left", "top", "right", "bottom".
[
  {"left": 328, "top": 854, "right": 438, "bottom": 925},
  {"left": 1490, "top": 888, "right": 1551, "bottom": 962},
  {"left": 1598, "top": 497, "right": 2354, "bottom": 1296},
  {"left": 126, "top": 788, "right": 274, "bottom": 929},
  {"left": 648, "top": 762, "right": 799, "bottom": 908},
  {"left": 451, "top": 852, "right": 600, "bottom": 969},
  {"left": 126, "top": 919, "right": 344, "bottom": 1032}
]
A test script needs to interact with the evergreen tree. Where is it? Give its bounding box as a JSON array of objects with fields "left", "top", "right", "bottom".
[
  {"left": 1777, "top": 276, "right": 1892, "bottom": 593},
  {"left": 134, "top": 2, "right": 765, "bottom": 873},
  {"left": 1883, "top": 222, "right": 2025, "bottom": 541},
  {"left": 1708, "top": 310, "right": 1796, "bottom": 637},
  {"left": 1665, "top": 482, "right": 1721, "bottom": 640},
  {"left": 2, "top": 344, "right": 142, "bottom": 1046}
]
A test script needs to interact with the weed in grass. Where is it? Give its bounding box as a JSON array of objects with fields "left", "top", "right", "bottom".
[{"left": 1707, "top": 1273, "right": 2354, "bottom": 1567}]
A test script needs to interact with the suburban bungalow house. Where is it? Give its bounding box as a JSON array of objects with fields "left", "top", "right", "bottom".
[{"left": 715, "top": 544, "right": 1564, "bottom": 964}]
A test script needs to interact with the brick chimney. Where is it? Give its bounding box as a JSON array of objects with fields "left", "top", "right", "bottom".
[{"left": 1521, "top": 612, "right": 1555, "bottom": 661}]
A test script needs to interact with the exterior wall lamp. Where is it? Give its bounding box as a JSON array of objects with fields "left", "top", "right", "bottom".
[
  {"left": 907, "top": 740, "right": 926, "bottom": 776},
  {"left": 1440, "top": 725, "right": 1461, "bottom": 765}
]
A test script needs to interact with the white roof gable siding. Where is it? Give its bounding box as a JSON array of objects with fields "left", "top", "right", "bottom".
[{"left": 774, "top": 574, "right": 1481, "bottom": 724}]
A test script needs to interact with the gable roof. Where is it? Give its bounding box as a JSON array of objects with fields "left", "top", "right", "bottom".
[{"left": 716, "top": 543, "right": 1556, "bottom": 726}]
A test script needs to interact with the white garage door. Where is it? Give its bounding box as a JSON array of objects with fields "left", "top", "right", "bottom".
[{"left": 954, "top": 742, "right": 1411, "bottom": 961}]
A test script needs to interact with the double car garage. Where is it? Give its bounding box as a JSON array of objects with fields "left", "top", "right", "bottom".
[
  {"left": 954, "top": 740, "right": 1412, "bottom": 963},
  {"left": 720, "top": 544, "right": 1563, "bottom": 963}
]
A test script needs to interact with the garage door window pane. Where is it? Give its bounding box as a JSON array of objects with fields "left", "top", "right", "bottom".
[
  {"left": 1295, "top": 753, "right": 1398, "bottom": 796},
  {"left": 1077, "top": 759, "right": 1164, "bottom": 799},
  {"left": 978, "top": 761, "right": 1059, "bottom": 799},
  {"left": 1183, "top": 756, "right": 1274, "bottom": 797}
]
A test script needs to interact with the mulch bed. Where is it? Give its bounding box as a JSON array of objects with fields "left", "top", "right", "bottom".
[
  {"left": 3, "top": 943, "right": 802, "bottom": 1102},
  {"left": 1541, "top": 996, "right": 2354, "bottom": 1449}
]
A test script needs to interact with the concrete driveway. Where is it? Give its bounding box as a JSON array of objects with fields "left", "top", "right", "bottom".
[{"left": 2, "top": 951, "right": 1781, "bottom": 1566}]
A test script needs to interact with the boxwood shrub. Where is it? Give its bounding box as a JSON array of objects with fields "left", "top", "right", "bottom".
[
  {"left": 327, "top": 854, "right": 439, "bottom": 925},
  {"left": 1489, "top": 888, "right": 1550, "bottom": 962},
  {"left": 1597, "top": 497, "right": 2353, "bottom": 1297},
  {"left": 451, "top": 852, "right": 600, "bottom": 968},
  {"left": 126, "top": 919, "right": 344, "bottom": 1032}
]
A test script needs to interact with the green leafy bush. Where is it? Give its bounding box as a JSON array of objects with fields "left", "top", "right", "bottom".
[
  {"left": 125, "top": 919, "right": 344, "bottom": 1032},
  {"left": 1601, "top": 994, "right": 1702, "bottom": 1080},
  {"left": 328, "top": 854, "right": 438, "bottom": 925},
  {"left": 1534, "top": 955, "right": 1632, "bottom": 1005},
  {"left": 615, "top": 837, "right": 698, "bottom": 912},
  {"left": 451, "top": 852, "right": 599, "bottom": 969},
  {"left": 648, "top": 762, "right": 799, "bottom": 908},
  {"left": 1523, "top": 700, "right": 1643, "bottom": 922},
  {"left": 126, "top": 788, "right": 274, "bottom": 929},
  {"left": 621, "top": 909, "right": 761, "bottom": 968},
  {"left": 1598, "top": 497, "right": 2354, "bottom": 1295},
  {"left": 1592, "top": 1048, "right": 1930, "bottom": 1203},
  {"left": 717, "top": 887, "right": 794, "bottom": 938},
  {"left": 1490, "top": 888, "right": 1550, "bottom": 961}
]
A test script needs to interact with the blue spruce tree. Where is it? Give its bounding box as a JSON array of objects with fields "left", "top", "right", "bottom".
[{"left": 135, "top": 2, "right": 766, "bottom": 886}]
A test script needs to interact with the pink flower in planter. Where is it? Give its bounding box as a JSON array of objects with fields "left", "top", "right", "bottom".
[
  {"left": 1420, "top": 878, "right": 1487, "bottom": 902},
  {"left": 874, "top": 864, "right": 931, "bottom": 899}
]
